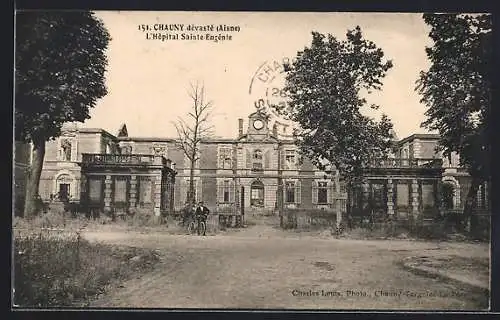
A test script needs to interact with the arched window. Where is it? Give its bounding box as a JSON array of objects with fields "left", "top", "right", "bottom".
[
  {"left": 442, "top": 182, "right": 455, "bottom": 209},
  {"left": 253, "top": 149, "right": 263, "bottom": 160},
  {"left": 250, "top": 180, "right": 264, "bottom": 207},
  {"left": 56, "top": 173, "right": 73, "bottom": 201}
]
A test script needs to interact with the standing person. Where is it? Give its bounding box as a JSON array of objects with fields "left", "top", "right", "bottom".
[
  {"left": 181, "top": 202, "right": 192, "bottom": 226},
  {"left": 195, "top": 201, "right": 210, "bottom": 236}
]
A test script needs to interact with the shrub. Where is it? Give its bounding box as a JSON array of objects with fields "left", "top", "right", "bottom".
[
  {"left": 126, "top": 212, "right": 162, "bottom": 227},
  {"left": 13, "top": 230, "right": 160, "bottom": 307},
  {"left": 30, "top": 210, "right": 69, "bottom": 228},
  {"left": 409, "top": 223, "right": 448, "bottom": 240}
]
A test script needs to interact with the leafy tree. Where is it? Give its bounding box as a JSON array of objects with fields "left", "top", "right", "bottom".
[
  {"left": 15, "top": 11, "right": 111, "bottom": 217},
  {"left": 416, "top": 13, "right": 491, "bottom": 232},
  {"left": 173, "top": 82, "right": 214, "bottom": 205},
  {"left": 273, "top": 28, "right": 394, "bottom": 191}
]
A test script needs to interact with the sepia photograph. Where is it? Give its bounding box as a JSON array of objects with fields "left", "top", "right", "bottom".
[{"left": 13, "top": 11, "right": 491, "bottom": 311}]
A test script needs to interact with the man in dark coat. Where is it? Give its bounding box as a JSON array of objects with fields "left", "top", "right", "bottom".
[{"left": 195, "top": 201, "right": 210, "bottom": 235}]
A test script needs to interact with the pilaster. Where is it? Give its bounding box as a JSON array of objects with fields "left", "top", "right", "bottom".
[
  {"left": 104, "top": 175, "right": 112, "bottom": 212},
  {"left": 387, "top": 178, "right": 394, "bottom": 217},
  {"left": 411, "top": 178, "right": 419, "bottom": 216},
  {"left": 153, "top": 172, "right": 162, "bottom": 216},
  {"left": 129, "top": 175, "right": 137, "bottom": 209}
]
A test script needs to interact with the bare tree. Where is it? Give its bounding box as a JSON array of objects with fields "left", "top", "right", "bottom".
[{"left": 173, "top": 82, "right": 214, "bottom": 205}]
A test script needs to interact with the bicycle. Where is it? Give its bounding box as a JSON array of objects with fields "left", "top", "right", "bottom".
[{"left": 188, "top": 215, "right": 207, "bottom": 236}]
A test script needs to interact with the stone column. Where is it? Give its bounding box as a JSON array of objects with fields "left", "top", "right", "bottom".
[
  {"left": 153, "top": 173, "right": 162, "bottom": 217},
  {"left": 129, "top": 175, "right": 137, "bottom": 212},
  {"left": 387, "top": 178, "right": 394, "bottom": 217},
  {"left": 104, "top": 175, "right": 112, "bottom": 214},
  {"left": 411, "top": 178, "right": 419, "bottom": 216}
]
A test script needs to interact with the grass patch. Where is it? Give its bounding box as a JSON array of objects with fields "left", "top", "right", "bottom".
[{"left": 13, "top": 229, "right": 160, "bottom": 308}]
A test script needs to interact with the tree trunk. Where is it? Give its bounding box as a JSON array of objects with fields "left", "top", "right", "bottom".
[
  {"left": 463, "top": 175, "right": 481, "bottom": 234},
  {"left": 188, "top": 159, "right": 195, "bottom": 204},
  {"left": 346, "top": 180, "right": 353, "bottom": 229},
  {"left": 23, "top": 140, "right": 45, "bottom": 219}
]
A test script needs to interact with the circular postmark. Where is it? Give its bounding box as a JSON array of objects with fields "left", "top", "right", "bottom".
[{"left": 248, "top": 57, "right": 296, "bottom": 136}]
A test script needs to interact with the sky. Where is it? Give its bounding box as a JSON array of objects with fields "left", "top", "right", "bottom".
[{"left": 84, "top": 11, "right": 435, "bottom": 140}]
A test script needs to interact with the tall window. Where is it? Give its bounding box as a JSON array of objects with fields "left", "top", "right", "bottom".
[
  {"left": 284, "top": 150, "right": 296, "bottom": 169},
  {"left": 89, "top": 178, "right": 102, "bottom": 202},
  {"left": 252, "top": 149, "right": 263, "bottom": 171},
  {"left": 114, "top": 176, "right": 128, "bottom": 203},
  {"left": 285, "top": 181, "right": 295, "bottom": 203},
  {"left": 223, "top": 180, "right": 230, "bottom": 202},
  {"left": 219, "top": 147, "right": 232, "bottom": 169},
  {"left": 139, "top": 177, "right": 152, "bottom": 205},
  {"left": 60, "top": 139, "right": 72, "bottom": 161},
  {"left": 318, "top": 182, "right": 328, "bottom": 204}
]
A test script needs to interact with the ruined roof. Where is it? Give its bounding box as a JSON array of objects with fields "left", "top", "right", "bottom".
[{"left": 117, "top": 123, "right": 128, "bottom": 137}]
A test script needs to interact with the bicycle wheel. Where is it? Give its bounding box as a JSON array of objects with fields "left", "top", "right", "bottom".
[
  {"left": 187, "top": 221, "right": 196, "bottom": 234},
  {"left": 199, "top": 221, "right": 206, "bottom": 236}
]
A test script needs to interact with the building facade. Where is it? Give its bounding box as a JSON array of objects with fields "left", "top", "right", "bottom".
[
  {"left": 31, "top": 112, "right": 346, "bottom": 216},
  {"left": 17, "top": 111, "right": 488, "bottom": 222},
  {"left": 395, "top": 134, "right": 489, "bottom": 211}
]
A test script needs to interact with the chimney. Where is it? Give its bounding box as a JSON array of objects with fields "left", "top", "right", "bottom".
[{"left": 238, "top": 118, "right": 243, "bottom": 136}]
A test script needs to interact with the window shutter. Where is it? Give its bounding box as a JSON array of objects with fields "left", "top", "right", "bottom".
[
  {"left": 329, "top": 182, "right": 335, "bottom": 204},
  {"left": 217, "top": 180, "right": 223, "bottom": 203},
  {"left": 296, "top": 180, "right": 301, "bottom": 204},
  {"left": 234, "top": 148, "right": 239, "bottom": 170},
  {"left": 281, "top": 150, "right": 286, "bottom": 170},
  {"left": 246, "top": 149, "right": 252, "bottom": 169},
  {"left": 229, "top": 180, "right": 235, "bottom": 203},
  {"left": 312, "top": 181, "right": 318, "bottom": 204},
  {"left": 264, "top": 150, "right": 270, "bottom": 169},
  {"left": 217, "top": 148, "right": 221, "bottom": 168},
  {"left": 283, "top": 182, "right": 287, "bottom": 202}
]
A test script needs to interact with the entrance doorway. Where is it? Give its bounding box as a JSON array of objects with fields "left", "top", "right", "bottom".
[
  {"left": 59, "top": 183, "right": 70, "bottom": 201},
  {"left": 250, "top": 180, "right": 264, "bottom": 207}
]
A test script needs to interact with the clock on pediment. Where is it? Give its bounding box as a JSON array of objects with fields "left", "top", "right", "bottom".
[
  {"left": 253, "top": 119, "right": 264, "bottom": 130},
  {"left": 247, "top": 111, "right": 270, "bottom": 139}
]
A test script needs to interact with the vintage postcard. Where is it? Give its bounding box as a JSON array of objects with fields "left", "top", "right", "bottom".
[{"left": 13, "top": 11, "right": 491, "bottom": 311}]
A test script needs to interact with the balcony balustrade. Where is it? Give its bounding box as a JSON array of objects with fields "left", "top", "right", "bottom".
[
  {"left": 81, "top": 153, "right": 172, "bottom": 167},
  {"left": 368, "top": 158, "right": 443, "bottom": 169}
]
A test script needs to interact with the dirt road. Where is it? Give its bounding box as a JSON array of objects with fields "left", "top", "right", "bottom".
[{"left": 84, "top": 224, "right": 489, "bottom": 310}]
